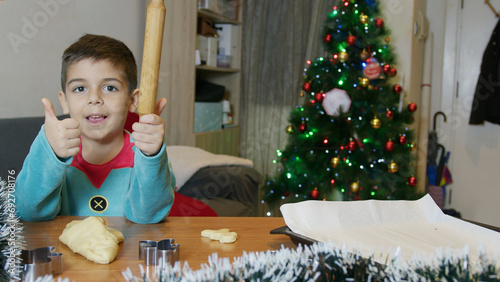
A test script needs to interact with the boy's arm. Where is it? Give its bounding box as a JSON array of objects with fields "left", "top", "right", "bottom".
[
  {"left": 125, "top": 142, "right": 175, "bottom": 224},
  {"left": 14, "top": 125, "right": 72, "bottom": 221}
]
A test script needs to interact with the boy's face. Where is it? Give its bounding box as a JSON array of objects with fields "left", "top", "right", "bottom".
[{"left": 58, "top": 58, "right": 138, "bottom": 143}]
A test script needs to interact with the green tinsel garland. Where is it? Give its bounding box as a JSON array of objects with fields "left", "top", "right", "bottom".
[{"left": 121, "top": 241, "right": 500, "bottom": 281}]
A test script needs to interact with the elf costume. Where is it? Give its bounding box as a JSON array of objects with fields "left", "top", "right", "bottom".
[{"left": 14, "top": 126, "right": 175, "bottom": 224}]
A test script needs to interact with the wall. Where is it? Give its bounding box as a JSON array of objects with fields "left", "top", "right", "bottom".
[
  {"left": 426, "top": 0, "right": 500, "bottom": 226},
  {"left": 379, "top": 0, "right": 427, "bottom": 192},
  {"left": 0, "top": 0, "right": 145, "bottom": 119}
]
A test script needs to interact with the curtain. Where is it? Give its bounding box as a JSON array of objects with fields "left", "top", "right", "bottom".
[{"left": 240, "top": 0, "right": 337, "bottom": 196}]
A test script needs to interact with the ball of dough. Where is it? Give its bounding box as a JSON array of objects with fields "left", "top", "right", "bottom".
[{"left": 59, "top": 217, "right": 124, "bottom": 264}]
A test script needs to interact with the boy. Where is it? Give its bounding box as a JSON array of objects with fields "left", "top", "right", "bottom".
[{"left": 14, "top": 34, "right": 175, "bottom": 224}]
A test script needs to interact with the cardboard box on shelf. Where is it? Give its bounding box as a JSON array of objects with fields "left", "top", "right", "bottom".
[{"left": 196, "top": 35, "right": 218, "bottom": 67}]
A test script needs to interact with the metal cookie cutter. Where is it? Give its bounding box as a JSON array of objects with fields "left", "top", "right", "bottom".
[
  {"left": 139, "top": 239, "right": 180, "bottom": 266},
  {"left": 20, "top": 246, "right": 63, "bottom": 281}
]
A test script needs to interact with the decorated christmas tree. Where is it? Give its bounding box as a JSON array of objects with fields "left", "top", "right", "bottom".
[{"left": 263, "top": 0, "right": 423, "bottom": 208}]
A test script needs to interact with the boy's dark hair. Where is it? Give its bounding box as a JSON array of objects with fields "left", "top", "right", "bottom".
[{"left": 61, "top": 34, "right": 138, "bottom": 94}]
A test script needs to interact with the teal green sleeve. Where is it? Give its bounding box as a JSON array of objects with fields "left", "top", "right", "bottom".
[
  {"left": 125, "top": 141, "right": 175, "bottom": 224},
  {"left": 14, "top": 125, "right": 71, "bottom": 222}
]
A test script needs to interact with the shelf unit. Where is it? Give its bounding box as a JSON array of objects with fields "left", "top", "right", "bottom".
[{"left": 157, "top": 0, "right": 243, "bottom": 156}]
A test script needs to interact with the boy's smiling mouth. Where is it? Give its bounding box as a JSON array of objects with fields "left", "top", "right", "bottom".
[{"left": 86, "top": 114, "right": 108, "bottom": 125}]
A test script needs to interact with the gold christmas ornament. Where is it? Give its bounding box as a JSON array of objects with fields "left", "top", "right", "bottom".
[
  {"left": 388, "top": 161, "right": 399, "bottom": 173},
  {"left": 359, "top": 14, "right": 369, "bottom": 24},
  {"left": 360, "top": 49, "right": 369, "bottom": 61},
  {"left": 339, "top": 51, "right": 349, "bottom": 63},
  {"left": 370, "top": 117, "right": 381, "bottom": 129},
  {"left": 409, "top": 142, "right": 417, "bottom": 151},
  {"left": 385, "top": 36, "right": 390, "bottom": 43},
  {"left": 300, "top": 91, "right": 305, "bottom": 97},
  {"left": 360, "top": 77, "right": 369, "bottom": 87},
  {"left": 331, "top": 156, "right": 340, "bottom": 168},
  {"left": 285, "top": 125, "right": 294, "bottom": 134},
  {"left": 350, "top": 181, "right": 360, "bottom": 193}
]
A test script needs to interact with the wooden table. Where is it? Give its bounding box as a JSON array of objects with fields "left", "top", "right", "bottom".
[{"left": 22, "top": 216, "right": 297, "bottom": 281}]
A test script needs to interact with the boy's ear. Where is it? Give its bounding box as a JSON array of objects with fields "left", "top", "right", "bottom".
[
  {"left": 58, "top": 91, "right": 70, "bottom": 114},
  {"left": 128, "top": 88, "right": 140, "bottom": 113}
]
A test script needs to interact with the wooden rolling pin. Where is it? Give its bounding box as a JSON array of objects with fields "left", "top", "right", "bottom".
[{"left": 138, "top": 0, "right": 166, "bottom": 116}]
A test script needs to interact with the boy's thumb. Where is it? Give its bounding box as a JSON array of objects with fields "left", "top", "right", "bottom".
[
  {"left": 42, "top": 98, "right": 57, "bottom": 121},
  {"left": 155, "top": 98, "right": 168, "bottom": 116}
]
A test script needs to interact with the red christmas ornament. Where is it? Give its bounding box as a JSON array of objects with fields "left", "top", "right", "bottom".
[
  {"left": 298, "top": 122, "right": 307, "bottom": 133},
  {"left": 386, "top": 110, "right": 394, "bottom": 119},
  {"left": 302, "top": 82, "right": 311, "bottom": 92},
  {"left": 310, "top": 188, "right": 319, "bottom": 200},
  {"left": 389, "top": 67, "right": 397, "bottom": 76},
  {"left": 384, "top": 140, "right": 395, "bottom": 152},
  {"left": 346, "top": 34, "right": 356, "bottom": 46},
  {"left": 314, "top": 92, "right": 325, "bottom": 103},
  {"left": 347, "top": 140, "right": 356, "bottom": 151},
  {"left": 407, "top": 176, "right": 417, "bottom": 186},
  {"left": 408, "top": 102, "right": 417, "bottom": 112},
  {"left": 399, "top": 135, "right": 407, "bottom": 145},
  {"left": 375, "top": 18, "right": 384, "bottom": 28},
  {"left": 323, "top": 34, "right": 333, "bottom": 43},
  {"left": 383, "top": 64, "right": 391, "bottom": 74},
  {"left": 392, "top": 84, "right": 402, "bottom": 94},
  {"left": 284, "top": 191, "right": 290, "bottom": 197}
]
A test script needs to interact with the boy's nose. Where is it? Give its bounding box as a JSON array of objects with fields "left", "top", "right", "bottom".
[{"left": 87, "top": 90, "right": 103, "bottom": 105}]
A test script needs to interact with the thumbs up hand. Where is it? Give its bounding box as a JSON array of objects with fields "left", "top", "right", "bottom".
[
  {"left": 131, "top": 98, "right": 167, "bottom": 156},
  {"left": 42, "top": 98, "right": 81, "bottom": 159}
]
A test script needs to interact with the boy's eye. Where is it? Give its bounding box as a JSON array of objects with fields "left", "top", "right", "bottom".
[
  {"left": 104, "top": 85, "right": 118, "bottom": 92},
  {"left": 73, "top": 86, "right": 86, "bottom": 93}
]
